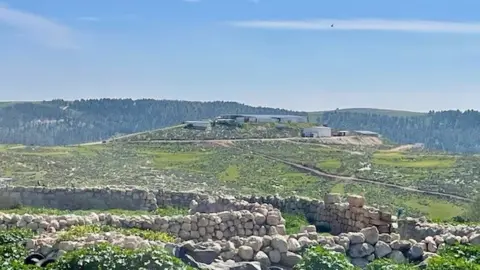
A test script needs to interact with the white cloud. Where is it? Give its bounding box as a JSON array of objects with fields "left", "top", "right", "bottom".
[
  {"left": 230, "top": 18, "right": 480, "bottom": 33},
  {"left": 77, "top": 16, "right": 99, "bottom": 22},
  {"left": 0, "top": 6, "right": 77, "bottom": 49}
]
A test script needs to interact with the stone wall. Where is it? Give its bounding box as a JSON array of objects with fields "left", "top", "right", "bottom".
[
  {"left": 0, "top": 206, "right": 286, "bottom": 242},
  {"left": 192, "top": 193, "right": 396, "bottom": 235},
  {"left": 397, "top": 217, "right": 480, "bottom": 241},
  {"left": 26, "top": 222, "right": 480, "bottom": 269},
  {"left": 0, "top": 186, "right": 158, "bottom": 211},
  {"left": 5, "top": 185, "right": 478, "bottom": 239}
]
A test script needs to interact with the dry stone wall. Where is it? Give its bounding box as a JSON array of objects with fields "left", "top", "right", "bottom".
[
  {"left": 3, "top": 185, "right": 478, "bottom": 240},
  {"left": 398, "top": 217, "right": 480, "bottom": 241},
  {"left": 193, "top": 193, "right": 396, "bottom": 235},
  {"left": 25, "top": 222, "right": 480, "bottom": 269},
  {"left": 0, "top": 206, "right": 286, "bottom": 242}
]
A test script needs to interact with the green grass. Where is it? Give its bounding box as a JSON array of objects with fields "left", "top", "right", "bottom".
[
  {"left": 396, "top": 198, "right": 465, "bottom": 220},
  {"left": 0, "top": 206, "right": 189, "bottom": 217},
  {"left": 283, "top": 213, "right": 310, "bottom": 235},
  {"left": 373, "top": 151, "right": 456, "bottom": 168},
  {"left": 58, "top": 225, "right": 176, "bottom": 243},
  {"left": 330, "top": 183, "right": 345, "bottom": 194},
  {"left": 218, "top": 165, "right": 241, "bottom": 182},
  {"left": 0, "top": 141, "right": 476, "bottom": 220},
  {"left": 317, "top": 159, "right": 342, "bottom": 170}
]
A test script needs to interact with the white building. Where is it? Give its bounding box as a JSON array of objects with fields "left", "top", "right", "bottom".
[
  {"left": 302, "top": 126, "right": 332, "bottom": 137},
  {"left": 217, "top": 114, "right": 308, "bottom": 124}
]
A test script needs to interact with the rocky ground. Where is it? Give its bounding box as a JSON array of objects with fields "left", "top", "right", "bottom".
[{"left": 2, "top": 205, "right": 479, "bottom": 269}]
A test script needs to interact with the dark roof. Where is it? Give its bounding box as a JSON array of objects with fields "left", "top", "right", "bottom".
[{"left": 218, "top": 114, "right": 306, "bottom": 119}]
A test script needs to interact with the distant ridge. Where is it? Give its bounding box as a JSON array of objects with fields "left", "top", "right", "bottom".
[
  {"left": 310, "top": 108, "right": 426, "bottom": 117},
  {"left": 0, "top": 99, "right": 479, "bottom": 153}
]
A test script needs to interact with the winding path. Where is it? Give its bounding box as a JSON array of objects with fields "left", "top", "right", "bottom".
[
  {"left": 252, "top": 152, "right": 473, "bottom": 202},
  {"left": 81, "top": 136, "right": 473, "bottom": 202}
]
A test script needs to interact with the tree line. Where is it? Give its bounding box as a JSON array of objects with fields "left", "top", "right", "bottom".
[
  {"left": 0, "top": 99, "right": 303, "bottom": 146},
  {"left": 1, "top": 99, "right": 480, "bottom": 153},
  {"left": 319, "top": 110, "right": 480, "bottom": 153}
]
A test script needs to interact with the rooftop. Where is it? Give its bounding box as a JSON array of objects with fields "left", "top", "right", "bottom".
[{"left": 218, "top": 114, "right": 306, "bottom": 119}]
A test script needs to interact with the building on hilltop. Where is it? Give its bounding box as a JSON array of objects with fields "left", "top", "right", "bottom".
[
  {"left": 216, "top": 114, "right": 307, "bottom": 124},
  {"left": 301, "top": 126, "right": 332, "bottom": 137}
]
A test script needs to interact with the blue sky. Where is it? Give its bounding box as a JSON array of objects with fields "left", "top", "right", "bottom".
[{"left": 1, "top": 0, "right": 480, "bottom": 111}]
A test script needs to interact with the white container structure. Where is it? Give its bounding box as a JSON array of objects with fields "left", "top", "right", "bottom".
[{"left": 302, "top": 126, "right": 332, "bottom": 137}]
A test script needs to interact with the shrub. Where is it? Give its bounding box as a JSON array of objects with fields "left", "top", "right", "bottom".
[
  {"left": 293, "top": 246, "right": 355, "bottom": 270},
  {"left": 0, "top": 243, "right": 31, "bottom": 269},
  {"left": 52, "top": 243, "right": 194, "bottom": 270},
  {"left": 283, "top": 213, "right": 310, "bottom": 235},
  {"left": 437, "top": 244, "right": 480, "bottom": 264},
  {"left": 0, "top": 228, "right": 34, "bottom": 245},
  {"left": 426, "top": 255, "right": 480, "bottom": 270}
]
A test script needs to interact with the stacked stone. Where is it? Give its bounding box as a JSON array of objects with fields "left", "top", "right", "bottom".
[
  {"left": 322, "top": 193, "right": 395, "bottom": 235},
  {"left": 0, "top": 186, "right": 158, "bottom": 211},
  {"left": 190, "top": 196, "right": 277, "bottom": 214},
  {"left": 26, "top": 225, "right": 480, "bottom": 269},
  {"left": 0, "top": 207, "right": 285, "bottom": 242},
  {"left": 398, "top": 217, "right": 480, "bottom": 241},
  {"left": 241, "top": 195, "right": 326, "bottom": 225},
  {"left": 156, "top": 190, "right": 209, "bottom": 208}
]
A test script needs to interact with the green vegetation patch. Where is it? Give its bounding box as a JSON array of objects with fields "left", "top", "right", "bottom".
[
  {"left": 0, "top": 206, "right": 189, "bottom": 217},
  {"left": 54, "top": 243, "right": 194, "bottom": 270},
  {"left": 373, "top": 151, "right": 456, "bottom": 168},
  {"left": 283, "top": 213, "right": 310, "bottom": 235},
  {"left": 330, "top": 183, "right": 345, "bottom": 194},
  {"left": 58, "top": 225, "right": 176, "bottom": 243},
  {"left": 317, "top": 159, "right": 342, "bottom": 170},
  {"left": 218, "top": 165, "right": 241, "bottom": 182},
  {"left": 395, "top": 197, "right": 465, "bottom": 220}
]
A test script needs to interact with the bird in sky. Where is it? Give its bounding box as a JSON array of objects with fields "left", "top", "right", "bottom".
[{"left": 331, "top": 24, "right": 334, "bottom": 27}]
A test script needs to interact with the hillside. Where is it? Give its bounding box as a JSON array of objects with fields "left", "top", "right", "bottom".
[
  {"left": 2, "top": 99, "right": 480, "bottom": 153},
  {"left": 113, "top": 122, "right": 314, "bottom": 142},
  {"left": 309, "top": 108, "right": 426, "bottom": 118},
  {"left": 316, "top": 110, "right": 480, "bottom": 153},
  {"left": 0, "top": 135, "right": 479, "bottom": 268},
  {"left": 1, "top": 138, "right": 478, "bottom": 222},
  {"left": 0, "top": 99, "right": 304, "bottom": 146}
]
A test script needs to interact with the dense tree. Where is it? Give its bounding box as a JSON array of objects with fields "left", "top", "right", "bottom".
[
  {"left": 2, "top": 99, "right": 480, "bottom": 153},
  {"left": 0, "top": 99, "right": 303, "bottom": 146},
  {"left": 319, "top": 110, "right": 480, "bottom": 153}
]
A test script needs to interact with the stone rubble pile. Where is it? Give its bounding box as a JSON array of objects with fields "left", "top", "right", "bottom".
[
  {"left": 0, "top": 206, "right": 286, "bottom": 242},
  {"left": 25, "top": 222, "right": 480, "bottom": 269}
]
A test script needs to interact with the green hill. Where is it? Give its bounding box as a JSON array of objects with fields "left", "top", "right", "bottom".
[
  {"left": 1, "top": 99, "right": 480, "bottom": 153},
  {"left": 309, "top": 108, "right": 426, "bottom": 119},
  {"left": 0, "top": 99, "right": 304, "bottom": 145}
]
